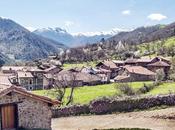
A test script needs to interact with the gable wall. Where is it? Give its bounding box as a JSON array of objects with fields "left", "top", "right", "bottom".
[{"left": 0, "top": 92, "right": 52, "bottom": 130}]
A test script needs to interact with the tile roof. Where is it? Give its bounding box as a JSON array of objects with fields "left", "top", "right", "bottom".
[
  {"left": 124, "top": 58, "right": 138, "bottom": 64},
  {"left": 147, "top": 61, "right": 171, "bottom": 67},
  {"left": 0, "top": 74, "right": 13, "bottom": 86},
  {"left": 17, "top": 71, "right": 33, "bottom": 78},
  {"left": 114, "top": 75, "right": 130, "bottom": 81},
  {"left": 103, "top": 60, "right": 118, "bottom": 69},
  {"left": 124, "top": 65, "right": 155, "bottom": 76},
  {"left": 1, "top": 66, "right": 26, "bottom": 71},
  {"left": 55, "top": 70, "right": 101, "bottom": 82},
  {"left": 0, "top": 85, "right": 60, "bottom": 105},
  {"left": 112, "top": 60, "right": 125, "bottom": 64},
  {"left": 93, "top": 68, "right": 111, "bottom": 73}
]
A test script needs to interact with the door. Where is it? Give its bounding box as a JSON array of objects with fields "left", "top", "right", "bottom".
[{"left": 1, "top": 105, "right": 16, "bottom": 130}]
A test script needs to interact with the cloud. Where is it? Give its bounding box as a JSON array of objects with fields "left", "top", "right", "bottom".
[
  {"left": 122, "top": 10, "right": 131, "bottom": 15},
  {"left": 26, "top": 26, "right": 36, "bottom": 32},
  {"left": 147, "top": 13, "right": 167, "bottom": 21},
  {"left": 64, "top": 21, "right": 75, "bottom": 27}
]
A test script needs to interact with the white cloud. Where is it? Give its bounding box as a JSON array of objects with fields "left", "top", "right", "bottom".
[
  {"left": 64, "top": 21, "right": 75, "bottom": 27},
  {"left": 26, "top": 26, "right": 36, "bottom": 32},
  {"left": 147, "top": 13, "right": 167, "bottom": 21},
  {"left": 122, "top": 10, "right": 131, "bottom": 15}
]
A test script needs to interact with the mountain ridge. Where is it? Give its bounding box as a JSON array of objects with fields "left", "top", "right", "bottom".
[
  {"left": 34, "top": 27, "right": 130, "bottom": 47},
  {"left": 0, "top": 17, "right": 66, "bottom": 62}
]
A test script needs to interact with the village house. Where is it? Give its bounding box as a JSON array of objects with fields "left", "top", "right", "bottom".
[
  {"left": 92, "top": 68, "right": 111, "bottom": 83},
  {"left": 0, "top": 84, "right": 59, "bottom": 130},
  {"left": 96, "top": 60, "right": 119, "bottom": 79},
  {"left": 44, "top": 68, "right": 102, "bottom": 88},
  {"left": 80, "top": 66, "right": 111, "bottom": 83},
  {"left": 113, "top": 56, "right": 171, "bottom": 79},
  {"left": 16, "top": 71, "right": 34, "bottom": 90},
  {"left": 0, "top": 65, "right": 62, "bottom": 90},
  {"left": 114, "top": 65, "right": 156, "bottom": 82}
]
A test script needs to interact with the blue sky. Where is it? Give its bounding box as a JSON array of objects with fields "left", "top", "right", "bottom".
[{"left": 0, "top": 0, "right": 175, "bottom": 33}]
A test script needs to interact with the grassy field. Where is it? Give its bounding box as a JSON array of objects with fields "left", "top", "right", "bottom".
[
  {"left": 63, "top": 61, "right": 97, "bottom": 69},
  {"left": 147, "top": 82, "right": 175, "bottom": 95},
  {"left": 33, "top": 82, "right": 152, "bottom": 105}
]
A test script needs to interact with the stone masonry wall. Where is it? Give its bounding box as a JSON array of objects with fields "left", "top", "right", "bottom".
[{"left": 0, "top": 92, "right": 52, "bottom": 130}]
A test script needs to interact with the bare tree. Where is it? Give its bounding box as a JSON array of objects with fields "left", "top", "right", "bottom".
[{"left": 51, "top": 72, "right": 77, "bottom": 106}]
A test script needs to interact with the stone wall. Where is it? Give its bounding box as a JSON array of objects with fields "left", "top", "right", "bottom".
[
  {"left": 0, "top": 92, "right": 52, "bottom": 130},
  {"left": 52, "top": 94, "right": 175, "bottom": 117}
]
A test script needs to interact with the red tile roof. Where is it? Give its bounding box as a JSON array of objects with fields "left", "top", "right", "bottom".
[
  {"left": 103, "top": 60, "right": 119, "bottom": 69},
  {"left": 147, "top": 61, "right": 170, "bottom": 67},
  {"left": 124, "top": 65, "right": 155, "bottom": 76}
]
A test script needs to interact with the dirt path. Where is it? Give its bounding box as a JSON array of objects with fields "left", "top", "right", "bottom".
[{"left": 52, "top": 107, "right": 175, "bottom": 130}]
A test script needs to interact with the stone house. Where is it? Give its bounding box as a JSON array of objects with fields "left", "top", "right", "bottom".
[
  {"left": 114, "top": 65, "right": 156, "bottom": 82},
  {"left": 0, "top": 85, "right": 59, "bottom": 130},
  {"left": 17, "top": 71, "right": 34, "bottom": 90},
  {"left": 96, "top": 60, "right": 119, "bottom": 79},
  {"left": 147, "top": 60, "right": 171, "bottom": 78},
  {"left": 44, "top": 68, "right": 102, "bottom": 88},
  {"left": 92, "top": 68, "right": 111, "bottom": 83},
  {"left": 27, "top": 67, "right": 46, "bottom": 90}
]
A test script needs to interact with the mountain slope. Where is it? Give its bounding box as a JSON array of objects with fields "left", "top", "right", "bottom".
[
  {"left": 58, "top": 22, "right": 175, "bottom": 62},
  {"left": 107, "top": 23, "right": 175, "bottom": 45},
  {"left": 0, "top": 17, "right": 66, "bottom": 61},
  {"left": 34, "top": 28, "right": 127, "bottom": 47}
]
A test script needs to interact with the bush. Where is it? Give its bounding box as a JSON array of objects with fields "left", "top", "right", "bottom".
[
  {"left": 116, "top": 83, "right": 135, "bottom": 96},
  {"left": 155, "top": 69, "right": 165, "bottom": 82},
  {"left": 138, "top": 82, "right": 159, "bottom": 94}
]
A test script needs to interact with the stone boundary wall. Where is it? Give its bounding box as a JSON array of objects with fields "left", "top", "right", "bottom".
[{"left": 52, "top": 94, "right": 175, "bottom": 118}]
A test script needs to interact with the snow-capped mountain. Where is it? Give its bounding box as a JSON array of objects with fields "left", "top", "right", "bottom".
[
  {"left": 34, "top": 27, "right": 129, "bottom": 47},
  {"left": 34, "top": 27, "right": 75, "bottom": 46},
  {"left": 0, "top": 17, "right": 66, "bottom": 61}
]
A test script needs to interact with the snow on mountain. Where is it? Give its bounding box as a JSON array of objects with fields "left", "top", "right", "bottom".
[
  {"left": 34, "top": 27, "right": 130, "bottom": 47},
  {"left": 72, "top": 28, "right": 130, "bottom": 36}
]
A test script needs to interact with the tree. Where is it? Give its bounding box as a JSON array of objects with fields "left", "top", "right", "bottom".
[
  {"left": 49, "top": 72, "right": 77, "bottom": 106},
  {"left": 144, "top": 43, "right": 151, "bottom": 58}
]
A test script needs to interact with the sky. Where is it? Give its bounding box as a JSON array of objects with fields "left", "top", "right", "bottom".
[{"left": 0, "top": 0, "right": 175, "bottom": 34}]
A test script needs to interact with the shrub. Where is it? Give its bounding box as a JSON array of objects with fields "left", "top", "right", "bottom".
[
  {"left": 138, "top": 82, "right": 159, "bottom": 94},
  {"left": 155, "top": 69, "right": 165, "bottom": 82},
  {"left": 116, "top": 83, "right": 135, "bottom": 96}
]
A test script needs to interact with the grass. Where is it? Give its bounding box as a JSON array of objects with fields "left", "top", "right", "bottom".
[
  {"left": 33, "top": 81, "right": 175, "bottom": 105},
  {"left": 33, "top": 82, "right": 152, "bottom": 105},
  {"left": 147, "top": 82, "right": 175, "bottom": 95},
  {"left": 63, "top": 61, "right": 97, "bottom": 69}
]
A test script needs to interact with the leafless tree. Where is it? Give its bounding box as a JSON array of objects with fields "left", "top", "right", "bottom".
[{"left": 51, "top": 72, "right": 77, "bottom": 106}]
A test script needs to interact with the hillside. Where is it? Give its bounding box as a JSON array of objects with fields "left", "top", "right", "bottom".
[
  {"left": 58, "top": 22, "right": 175, "bottom": 62},
  {"left": 0, "top": 17, "right": 66, "bottom": 61}
]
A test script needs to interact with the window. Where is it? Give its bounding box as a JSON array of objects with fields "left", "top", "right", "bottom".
[
  {"left": 29, "top": 86, "right": 33, "bottom": 91},
  {"left": 29, "top": 79, "right": 33, "bottom": 84}
]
